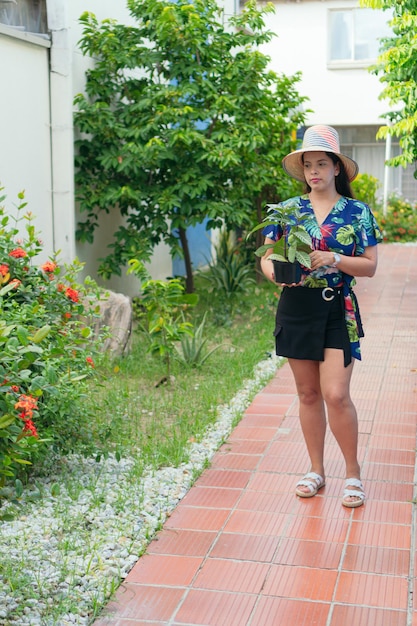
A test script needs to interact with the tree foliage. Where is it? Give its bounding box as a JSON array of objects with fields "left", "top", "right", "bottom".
[
  {"left": 360, "top": 0, "right": 417, "bottom": 171},
  {"left": 74, "top": 0, "right": 307, "bottom": 292}
]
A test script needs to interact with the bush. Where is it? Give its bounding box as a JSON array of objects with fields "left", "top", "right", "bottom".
[
  {"left": 0, "top": 189, "right": 106, "bottom": 487},
  {"left": 197, "top": 230, "right": 256, "bottom": 323},
  {"left": 373, "top": 192, "right": 417, "bottom": 243},
  {"left": 351, "top": 173, "right": 380, "bottom": 208}
]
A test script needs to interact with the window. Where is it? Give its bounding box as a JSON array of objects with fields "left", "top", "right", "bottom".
[
  {"left": 0, "top": 0, "right": 48, "bottom": 35},
  {"left": 329, "top": 8, "right": 391, "bottom": 65}
]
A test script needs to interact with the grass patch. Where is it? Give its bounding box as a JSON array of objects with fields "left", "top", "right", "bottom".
[{"left": 87, "top": 277, "right": 280, "bottom": 468}]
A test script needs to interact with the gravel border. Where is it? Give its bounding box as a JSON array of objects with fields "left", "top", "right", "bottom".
[{"left": 0, "top": 355, "right": 281, "bottom": 626}]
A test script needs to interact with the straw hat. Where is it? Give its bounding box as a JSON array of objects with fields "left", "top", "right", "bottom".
[{"left": 282, "top": 125, "right": 359, "bottom": 182}]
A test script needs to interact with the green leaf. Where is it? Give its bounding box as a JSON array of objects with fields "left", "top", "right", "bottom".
[
  {"left": 31, "top": 325, "right": 52, "bottom": 343},
  {"left": 0, "top": 414, "right": 15, "bottom": 429}
]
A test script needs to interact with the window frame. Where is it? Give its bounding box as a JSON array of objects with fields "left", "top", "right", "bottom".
[{"left": 327, "top": 7, "right": 391, "bottom": 70}]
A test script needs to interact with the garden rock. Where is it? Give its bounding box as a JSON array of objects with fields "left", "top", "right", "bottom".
[{"left": 93, "top": 291, "right": 133, "bottom": 356}]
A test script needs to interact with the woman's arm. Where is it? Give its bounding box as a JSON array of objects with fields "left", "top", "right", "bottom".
[
  {"left": 260, "top": 237, "right": 277, "bottom": 283},
  {"left": 309, "top": 245, "right": 378, "bottom": 277}
]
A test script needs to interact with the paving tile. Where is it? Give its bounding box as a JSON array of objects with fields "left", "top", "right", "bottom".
[
  {"left": 227, "top": 424, "right": 280, "bottom": 441},
  {"left": 146, "top": 529, "right": 217, "bottom": 556},
  {"left": 367, "top": 447, "right": 416, "bottom": 465},
  {"left": 193, "top": 558, "right": 270, "bottom": 593},
  {"left": 335, "top": 572, "right": 408, "bottom": 609},
  {"left": 194, "top": 468, "right": 251, "bottom": 489},
  {"left": 223, "top": 509, "right": 287, "bottom": 536},
  {"left": 218, "top": 439, "right": 270, "bottom": 454},
  {"left": 329, "top": 605, "right": 407, "bottom": 626},
  {"left": 164, "top": 505, "right": 230, "bottom": 531},
  {"left": 274, "top": 538, "right": 344, "bottom": 569},
  {"left": 365, "top": 481, "right": 414, "bottom": 503},
  {"left": 262, "top": 564, "right": 338, "bottom": 601},
  {"left": 343, "top": 544, "right": 410, "bottom": 576},
  {"left": 257, "top": 453, "right": 309, "bottom": 474},
  {"left": 179, "top": 485, "right": 242, "bottom": 509},
  {"left": 96, "top": 585, "right": 185, "bottom": 622},
  {"left": 362, "top": 462, "right": 415, "bottom": 483},
  {"left": 125, "top": 554, "right": 202, "bottom": 585},
  {"left": 250, "top": 597, "right": 330, "bottom": 626},
  {"left": 94, "top": 616, "right": 166, "bottom": 626},
  {"left": 237, "top": 489, "right": 295, "bottom": 514},
  {"left": 209, "top": 532, "right": 279, "bottom": 562},
  {"left": 286, "top": 515, "right": 350, "bottom": 543},
  {"left": 350, "top": 499, "right": 412, "bottom": 525},
  {"left": 173, "top": 589, "right": 257, "bottom": 625},
  {"left": 210, "top": 452, "right": 262, "bottom": 470},
  {"left": 349, "top": 521, "right": 411, "bottom": 549}
]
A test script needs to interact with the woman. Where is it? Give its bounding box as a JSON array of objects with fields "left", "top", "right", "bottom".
[{"left": 261, "top": 125, "right": 382, "bottom": 508}]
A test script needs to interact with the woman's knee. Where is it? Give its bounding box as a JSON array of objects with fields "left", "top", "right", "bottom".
[
  {"left": 298, "top": 386, "right": 321, "bottom": 406},
  {"left": 323, "top": 387, "right": 351, "bottom": 408}
]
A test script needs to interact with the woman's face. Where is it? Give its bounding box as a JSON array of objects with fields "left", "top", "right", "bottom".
[{"left": 302, "top": 151, "right": 340, "bottom": 192}]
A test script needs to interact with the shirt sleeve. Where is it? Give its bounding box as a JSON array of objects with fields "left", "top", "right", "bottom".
[
  {"left": 355, "top": 203, "right": 383, "bottom": 254},
  {"left": 262, "top": 223, "right": 282, "bottom": 241}
]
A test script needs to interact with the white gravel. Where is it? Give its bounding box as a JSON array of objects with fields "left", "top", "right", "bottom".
[{"left": 0, "top": 355, "right": 280, "bottom": 626}]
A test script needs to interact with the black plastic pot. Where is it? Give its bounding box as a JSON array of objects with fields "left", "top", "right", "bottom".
[{"left": 272, "top": 260, "right": 302, "bottom": 284}]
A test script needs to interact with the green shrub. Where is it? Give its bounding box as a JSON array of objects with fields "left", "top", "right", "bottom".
[
  {"left": 0, "top": 189, "right": 106, "bottom": 487},
  {"left": 197, "top": 230, "right": 256, "bottom": 323},
  {"left": 374, "top": 193, "right": 417, "bottom": 243},
  {"left": 129, "top": 260, "right": 198, "bottom": 379},
  {"left": 351, "top": 173, "right": 380, "bottom": 208}
]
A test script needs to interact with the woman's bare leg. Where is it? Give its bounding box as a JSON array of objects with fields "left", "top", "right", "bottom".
[
  {"left": 319, "top": 348, "right": 362, "bottom": 504},
  {"left": 288, "top": 359, "right": 326, "bottom": 494}
]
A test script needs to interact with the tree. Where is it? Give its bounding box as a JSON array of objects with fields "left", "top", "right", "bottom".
[
  {"left": 360, "top": 0, "right": 417, "bottom": 171},
  {"left": 74, "top": 0, "right": 307, "bottom": 292}
]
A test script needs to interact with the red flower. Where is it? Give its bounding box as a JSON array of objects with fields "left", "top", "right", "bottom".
[
  {"left": 0, "top": 264, "right": 9, "bottom": 276},
  {"left": 63, "top": 312, "right": 72, "bottom": 320},
  {"left": 23, "top": 419, "right": 38, "bottom": 438},
  {"left": 9, "top": 279, "right": 21, "bottom": 289},
  {"left": 9, "top": 247, "right": 27, "bottom": 258},
  {"left": 41, "top": 261, "right": 57, "bottom": 273},
  {"left": 86, "top": 356, "right": 95, "bottom": 368},
  {"left": 11, "top": 385, "right": 19, "bottom": 393},
  {"left": 57, "top": 283, "right": 65, "bottom": 292},
  {"left": 65, "top": 287, "right": 79, "bottom": 303},
  {"left": 15, "top": 394, "right": 38, "bottom": 419}
]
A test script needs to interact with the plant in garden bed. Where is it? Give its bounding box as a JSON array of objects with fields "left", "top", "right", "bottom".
[
  {"left": 196, "top": 230, "right": 256, "bottom": 323},
  {"left": 249, "top": 199, "right": 312, "bottom": 284},
  {"left": 128, "top": 259, "right": 198, "bottom": 381},
  {"left": 373, "top": 193, "right": 417, "bottom": 243},
  {"left": 0, "top": 188, "right": 107, "bottom": 490}
]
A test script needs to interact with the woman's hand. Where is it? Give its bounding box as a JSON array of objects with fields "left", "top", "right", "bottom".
[{"left": 309, "top": 250, "right": 335, "bottom": 270}]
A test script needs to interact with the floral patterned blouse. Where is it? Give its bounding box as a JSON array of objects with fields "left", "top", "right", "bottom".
[{"left": 262, "top": 194, "right": 383, "bottom": 361}]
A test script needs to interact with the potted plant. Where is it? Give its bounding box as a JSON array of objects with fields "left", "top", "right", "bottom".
[{"left": 249, "top": 200, "right": 312, "bottom": 284}]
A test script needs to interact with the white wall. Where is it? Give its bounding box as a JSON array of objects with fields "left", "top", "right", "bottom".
[
  {"left": 262, "top": 0, "right": 388, "bottom": 127},
  {"left": 0, "top": 27, "right": 53, "bottom": 261}
]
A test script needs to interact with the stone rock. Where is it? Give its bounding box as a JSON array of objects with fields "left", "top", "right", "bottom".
[{"left": 93, "top": 291, "right": 133, "bottom": 356}]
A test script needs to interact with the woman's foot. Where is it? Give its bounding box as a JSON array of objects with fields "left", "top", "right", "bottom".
[
  {"left": 342, "top": 477, "right": 365, "bottom": 508},
  {"left": 295, "top": 472, "right": 326, "bottom": 498}
]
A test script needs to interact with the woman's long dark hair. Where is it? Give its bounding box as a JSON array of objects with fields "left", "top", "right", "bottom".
[{"left": 302, "top": 152, "right": 355, "bottom": 198}]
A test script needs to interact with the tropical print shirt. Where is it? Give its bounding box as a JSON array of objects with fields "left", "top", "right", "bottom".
[{"left": 262, "top": 194, "right": 383, "bottom": 361}]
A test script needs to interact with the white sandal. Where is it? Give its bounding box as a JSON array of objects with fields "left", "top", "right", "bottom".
[
  {"left": 295, "top": 472, "right": 325, "bottom": 498},
  {"left": 342, "top": 478, "right": 365, "bottom": 508}
]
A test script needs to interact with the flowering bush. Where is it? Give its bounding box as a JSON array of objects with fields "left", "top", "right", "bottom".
[
  {"left": 0, "top": 188, "right": 106, "bottom": 487},
  {"left": 374, "top": 193, "right": 417, "bottom": 243}
]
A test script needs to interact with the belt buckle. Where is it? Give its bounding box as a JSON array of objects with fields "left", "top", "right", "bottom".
[{"left": 322, "top": 287, "right": 335, "bottom": 302}]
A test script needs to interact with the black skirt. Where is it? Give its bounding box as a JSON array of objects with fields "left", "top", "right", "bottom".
[{"left": 274, "top": 286, "right": 353, "bottom": 366}]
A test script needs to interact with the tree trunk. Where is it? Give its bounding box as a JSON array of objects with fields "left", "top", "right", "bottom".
[{"left": 178, "top": 226, "right": 195, "bottom": 293}]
